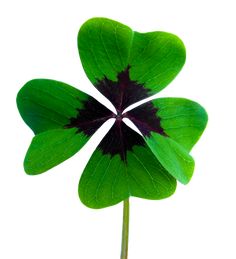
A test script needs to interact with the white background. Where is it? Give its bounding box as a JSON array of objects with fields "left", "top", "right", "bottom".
[{"left": 0, "top": 0, "right": 236, "bottom": 258}]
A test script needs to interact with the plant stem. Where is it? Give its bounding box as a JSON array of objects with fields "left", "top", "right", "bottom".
[{"left": 121, "top": 199, "right": 129, "bottom": 259}]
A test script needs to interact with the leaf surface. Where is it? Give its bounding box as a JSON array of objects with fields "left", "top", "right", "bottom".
[
  {"left": 17, "top": 79, "right": 88, "bottom": 134},
  {"left": 127, "top": 98, "right": 208, "bottom": 151},
  {"left": 79, "top": 122, "right": 176, "bottom": 208},
  {"left": 17, "top": 79, "right": 114, "bottom": 174},
  {"left": 153, "top": 98, "right": 208, "bottom": 151},
  {"left": 129, "top": 31, "right": 186, "bottom": 94},
  {"left": 145, "top": 133, "right": 194, "bottom": 184},
  {"left": 24, "top": 128, "right": 88, "bottom": 174},
  {"left": 78, "top": 18, "right": 186, "bottom": 109},
  {"left": 126, "top": 98, "right": 207, "bottom": 183}
]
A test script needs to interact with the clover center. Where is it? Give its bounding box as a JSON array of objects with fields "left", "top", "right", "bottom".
[{"left": 115, "top": 110, "right": 123, "bottom": 121}]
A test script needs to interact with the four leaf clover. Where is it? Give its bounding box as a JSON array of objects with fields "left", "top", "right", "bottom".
[{"left": 17, "top": 17, "right": 208, "bottom": 209}]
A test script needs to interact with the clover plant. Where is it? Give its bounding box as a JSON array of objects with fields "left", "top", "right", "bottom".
[{"left": 16, "top": 17, "right": 208, "bottom": 259}]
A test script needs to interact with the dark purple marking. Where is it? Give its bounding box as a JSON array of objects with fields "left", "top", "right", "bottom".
[
  {"left": 95, "top": 66, "right": 150, "bottom": 112},
  {"left": 65, "top": 96, "right": 114, "bottom": 136},
  {"left": 66, "top": 66, "right": 166, "bottom": 161},
  {"left": 98, "top": 120, "right": 145, "bottom": 161},
  {"left": 125, "top": 102, "right": 166, "bottom": 137}
]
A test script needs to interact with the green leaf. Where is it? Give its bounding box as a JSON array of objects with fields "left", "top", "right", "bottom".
[
  {"left": 126, "top": 97, "right": 207, "bottom": 184},
  {"left": 78, "top": 17, "right": 133, "bottom": 83},
  {"left": 17, "top": 79, "right": 88, "bottom": 134},
  {"left": 17, "top": 78, "right": 115, "bottom": 175},
  {"left": 24, "top": 128, "right": 88, "bottom": 174},
  {"left": 145, "top": 133, "right": 194, "bottom": 184},
  {"left": 153, "top": 98, "right": 208, "bottom": 151},
  {"left": 78, "top": 17, "right": 185, "bottom": 97},
  {"left": 79, "top": 132, "right": 176, "bottom": 209},
  {"left": 129, "top": 31, "right": 186, "bottom": 94}
]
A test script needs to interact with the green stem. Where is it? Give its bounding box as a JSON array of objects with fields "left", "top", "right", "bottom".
[{"left": 121, "top": 199, "right": 129, "bottom": 259}]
